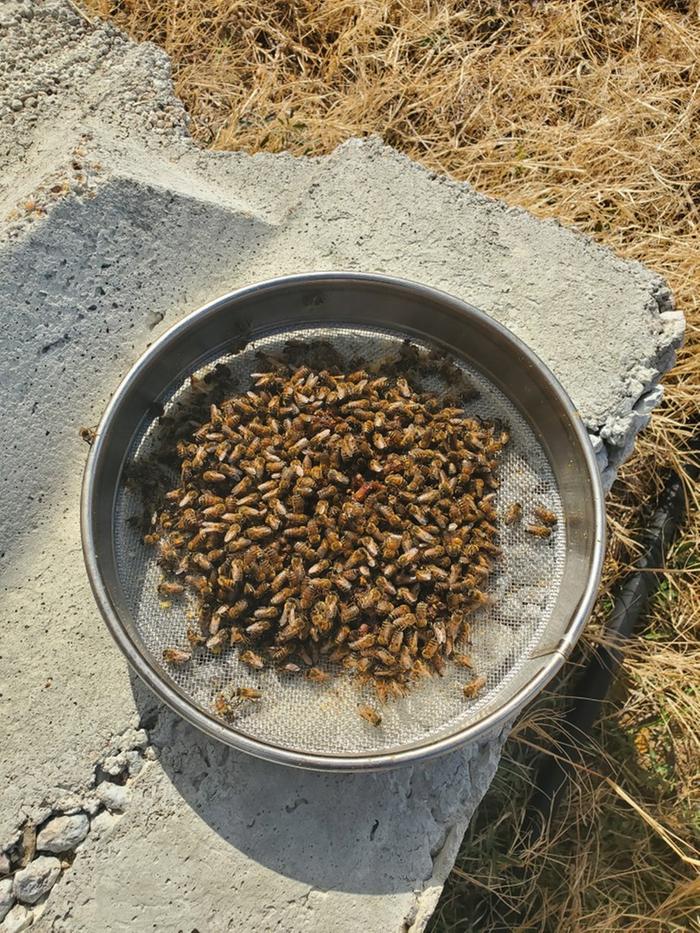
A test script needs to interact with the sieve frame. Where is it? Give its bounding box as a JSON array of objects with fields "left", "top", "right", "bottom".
[{"left": 81, "top": 272, "right": 605, "bottom": 772}]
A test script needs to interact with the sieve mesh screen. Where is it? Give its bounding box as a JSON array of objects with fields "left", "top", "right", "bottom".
[{"left": 113, "top": 325, "right": 564, "bottom": 756}]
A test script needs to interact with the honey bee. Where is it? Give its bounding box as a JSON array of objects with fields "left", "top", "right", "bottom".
[
  {"left": 469, "top": 589, "right": 490, "bottom": 607},
  {"left": 240, "top": 649, "right": 265, "bottom": 670},
  {"left": 191, "top": 553, "right": 213, "bottom": 572},
  {"left": 227, "top": 599, "right": 249, "bottom": 620},
  {"left": 235, "top": 687, "right": 262, "bottom": 699},
  {"left": 389, "top": 629, "right": 404, "bottom": 654},
  {"left": 373, "top": 648, "right": 396, "bottom": 667},
  {"left": 357, "top": 704, "right": 382, "bottom": 726},
  {"left": 268, "top": 644, "right": 293, "bottom": 663},
  {"left": 199, "top": 491, "right": 223, "bottom": 508},
  {"left": 463, "top": 675, "right": 487, "bottom": 698},
  {"left": 421, "top": 638, "right": 439, "bottom": 659},
  {"left": 202, "top": 470, "right": 227, "bottom": 483},
  {"left": 306, "top": 667, "right": 330, "bottom": 684},
  {"left": 397, "top": 547, "right": 419, "bottom": 568},
  {"left": 229, "top": 627, "right": 248, "bottom": 646},
  {"left": 162, "top": 647, "right": 191, "bottom": 665},
  {"left": 504, "top": 502, "right": 523, "bottom": 525},
  {"left": 349, "top": 633, "right": 376, "bottom": 650},
  {"left": 213, "top": 693, "right": 235, "bottom": 718},
  {"left": 339, "top": 603, "right": 360, "bottom": 624},
  {"left": 206, "top": 630, "right": 228, "bottom": 654},
  {"left": 186, "top": 626, "right": 205, "bottom": 648},
  {"left": 246, "top": 620, "right": 272, "bottom": 638},
  {"left": 311, "top": 602, "right": 333, "bottom": 634},
  {"left": 157, "top": 580, "right": 184, "bottom": 596},
  {"left": 412, "top": 659, "right": 431, "bottom": 679},
  {"left": 356, "top": 587, "right": 379, "bottom": 611},
  {"left": 525, "top": 524, "right": 552, "bottom": 539},
  {"left": 453, "top": 653, "right": 473, "bottom": 668},
  {"left": 415, "top": 603, "right": 429, "bottom": 628},
  {"left": 533, "top": 505, "right": 558, "bottom": 526}
]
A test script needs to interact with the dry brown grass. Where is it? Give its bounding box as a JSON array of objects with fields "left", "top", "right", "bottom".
[{"left": 85, "top": 0, "right": 700, "bottom": 928}]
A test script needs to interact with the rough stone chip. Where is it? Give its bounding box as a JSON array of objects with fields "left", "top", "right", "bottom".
[
  {"left": 1, "top": 903, "right": 32, "bottom": 933},
  {"left": 0, "top": 877, "right": 14, "bottom": 923},
  {"left": 96, "top": 781, "right": 131, "bottom": 812},
  {"left": 12, "top": 855, "right": 61, "bottom": 905},
  {"left": 36, "top": 813, "right": 89, "bottom": 854}
]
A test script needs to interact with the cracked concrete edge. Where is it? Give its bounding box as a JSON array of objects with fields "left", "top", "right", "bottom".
[
  {"left": 21, "top": 704, "right": 511, "bottom": 933},
  {"left": 1, "top": 692, "right": 509, "bottom": 932},
  {"left": 407, "top": 723, "right": 513, "bottom": 932}
]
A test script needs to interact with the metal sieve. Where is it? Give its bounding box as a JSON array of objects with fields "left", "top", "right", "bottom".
[{"left": 81, "top": 273, "right": 605, "bottom": 772}]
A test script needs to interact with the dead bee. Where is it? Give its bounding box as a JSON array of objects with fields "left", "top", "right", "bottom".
[
  {"left": 240, "top": 649, "right": 265, "bottom": 670},
  {"left": 421, "top": 638, "right": 439, "bottom": 659},
  {"left": 349, "top": 632, "right": 376, "bottom": 650},
  {"left": 213, "top": 693, "right": 235, "bottom": 719},
  {"left": 533, "top": 504, "right": 558, "bottom": 526},
  {"left": 186, "top": 626, "right": 206, "bottom": 648},
  {"left": 235, "top": 687, "right": 263, "bottom": 700},
  {"left": 202, "top": 470, "right": 227, "bottom": 483},
  {"left": 213, "top": 685, "right": 263, "bottom": 719},
  {"left": 525, "top": 524, "right": 552, "bottom": 539},
  {"left": 206, "top": 630, "right": 228, "bottom": 654},
  {"left": 453, "top": 653, "right": 473, "bottom": 669},
  {"left": 157, "top": 580, "right": 184, "bottom": 596},
  {"left": 357, "top": 704, "right": 382, "bottom": 726},
  {"left": 162, "top": 647, "right": 191, "bottom": 665},
  {"left": 79, "top": 425, "right": 97, "bottom": 445},
  {"left": 306, "top": 667, "right": 330, "bottom": 684},
  {"left": 504, "top": 502, "right": 523, "bottom": 525},
  {"left": 463, "top": 675, "right": 487, "bottom": 698}
]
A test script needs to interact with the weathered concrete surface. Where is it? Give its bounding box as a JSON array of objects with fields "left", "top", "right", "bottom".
[
  {"left": 0, "top": 1, "right": 684, "bottom": 931},
  {"left": 37, "top": 701, "right": 506, "bottom": 933}
]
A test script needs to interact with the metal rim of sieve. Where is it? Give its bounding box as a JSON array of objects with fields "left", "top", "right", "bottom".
[{"left": 81, "top": 272, "right": 605, "bottom": 772}]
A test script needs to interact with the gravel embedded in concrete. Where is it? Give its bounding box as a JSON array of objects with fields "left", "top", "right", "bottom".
[
  {"left": 36, "top": 813, "right": 89, "bottom": 854},
  {"left": 0, "top": 878, "right": 14, "bottom": 923},
  {"left": 0, "top": 903, "right": 32, "bottom": 933},
  {"left": 100, "top": 753, "right": 128, "bottom": 779},
  {"left": 96, "top": 783, "right": 131, "bottom": 813},
  {"left": 12, "top": 855, "right": 61, "bottom": 904},
  {"left": 89, "top": 810, "right": 120, "bottom": 839}
]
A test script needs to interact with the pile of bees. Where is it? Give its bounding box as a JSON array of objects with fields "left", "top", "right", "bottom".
[{"left": 148, "top": 360, "right": 520, "bottom": 724}]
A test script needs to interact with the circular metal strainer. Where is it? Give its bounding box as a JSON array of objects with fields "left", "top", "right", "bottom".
[{"left": 82, "top": 273, "right": 605, "bottom": 771}]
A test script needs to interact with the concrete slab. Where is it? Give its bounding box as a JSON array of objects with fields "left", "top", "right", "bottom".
[{"left": 0, "top": 1, "right": 683, "bottom": 931}]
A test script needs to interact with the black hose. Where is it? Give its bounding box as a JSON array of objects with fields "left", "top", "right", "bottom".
[{"left": 524, "top": 423, "right": 699, "bottom": 841}]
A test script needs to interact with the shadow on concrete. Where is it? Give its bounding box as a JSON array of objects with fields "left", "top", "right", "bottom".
[{"left": 130, "top": 671, "right": 475, "bottom": 896}]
